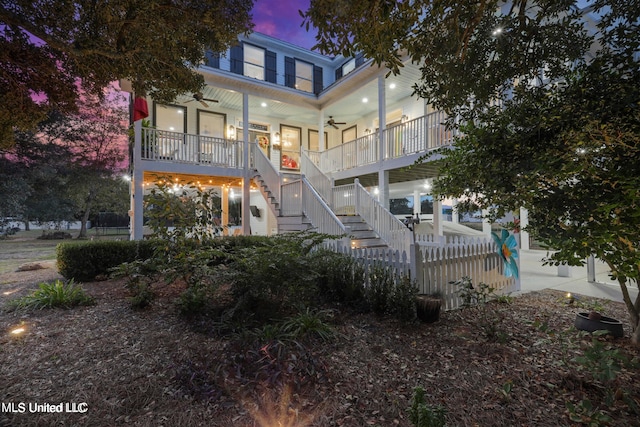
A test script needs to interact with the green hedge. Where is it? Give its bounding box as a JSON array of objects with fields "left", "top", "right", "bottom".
[{"left": 56, "top": 240, "right": 157, "bottom": 282}]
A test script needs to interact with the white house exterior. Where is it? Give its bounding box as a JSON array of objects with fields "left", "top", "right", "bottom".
[{"left": 127, "top": 32, "right": 469, "bottom": 249}]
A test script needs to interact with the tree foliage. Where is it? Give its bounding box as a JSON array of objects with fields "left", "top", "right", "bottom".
[
  {"left": 303, "top": 0, "right": 640, "bottom": 342},
  {"left": 0, "top": 0, "right": 254, "bottom": 147}
]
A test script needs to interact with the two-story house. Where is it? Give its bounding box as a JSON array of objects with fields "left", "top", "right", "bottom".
[{"left": 127, "top": 32, "right": 465, "bottom": 251}]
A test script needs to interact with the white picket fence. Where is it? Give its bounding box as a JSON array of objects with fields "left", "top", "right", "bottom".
[{"left": 324, "top": 234, "right": 519, "bottom": 311}]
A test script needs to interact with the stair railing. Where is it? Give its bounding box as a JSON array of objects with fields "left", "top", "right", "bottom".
[
  {"left": 353, "top": 178, "right": 414, "bottom": 255},
  {"left": 252, "top": 144, "right": 281, "bottom": 206},
  {"left": 301, "top": 177, "right": 346, "bottom": 236},
  {"left": 301, "top": 150, "right": 332, "bottom": 206}
]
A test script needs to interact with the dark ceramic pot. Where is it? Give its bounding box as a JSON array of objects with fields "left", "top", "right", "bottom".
[
  {"left": 416, "top": 295, "right": 441, "bottom": 323},
  {"left": 574, "top": 312, "right": 623, "bottom": 338}
]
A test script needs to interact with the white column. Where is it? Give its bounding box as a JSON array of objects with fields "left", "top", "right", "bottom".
[
  {"left": 131, "top": 119, "right": 144, "bottom": 241},
  {"left": 519, "top": 207, "right": 530, "bottom": 250},
  {"left": 377, "top": 75, "right": 389, "bottom": 209},
  {"left": 482, "top": 209, "right": 492, "bottom": 236},
  {"left": 413, "top": 190, "right": 421, "bottom": 216},
  {"left": 242, "top": 93, "right": 251, "bottom": 236},
  {"left": 318, "top": 110, "right": 325, "bottom": 151},
  {"left": 222, "top": 186, "right": 229, "bottom": 236},
  {"left": 433, "top": 199, "right": 444, "bottom": 237},
  {"left": 451, "top": 198, "right": 459, "bottom": 224}
]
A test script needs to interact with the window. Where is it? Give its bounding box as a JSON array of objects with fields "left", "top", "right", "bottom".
[
  {"left": 342, "top": 58, "right": 355, "bottom": 76},
  {"left": 295, "top": 60, "right": 313, "bottom": 93},
  {"left": 244, "top": 44, "right": 265, "bottom": 80},
  {"left": 154, "top": 104, "right": 186, "bottom": 133}
]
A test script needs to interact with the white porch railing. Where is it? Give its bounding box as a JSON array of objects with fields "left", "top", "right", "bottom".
[
  {"left": 280, "top": 178, "right": 346, "bottom": 236},
  {"left": 141, "top": 128, "right": 243, "bottom": 167},
  {"left": 253, "top": 143, "right": 281, "bottom": 207},
  {"left": 301, "top": 150, "right": 332, "bottom": 205},
  {"left": 331, "top": 179, "right": 414, "bottom": 255},
  {"left": 322, "top": 133, "right": 378, "bottom": 172},
  {"left": 384, "top": 112, "right": 455, "bottom": 159},
  {"left": 315, "top": 111, "right": 456, "bottom": 174}
]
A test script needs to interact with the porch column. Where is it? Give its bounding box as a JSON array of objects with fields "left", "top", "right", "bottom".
[
  {"left": 519, "top": 207, "right": 530, "bottom": 250},
  {"left": 413, "top": 190, "right": 421, "bottom": 216},
  {"left": 318, "top": 110, "right": 324, "bottom": 151},
  {"left": 241, "top": 93, "right": 251, "bottom": 236},
  {"left": 131, "top": 119, "right": 144, "bottom": 241},
  {"left": 451, "top": 198, "right": 459, "bottom": 224},
  {"left": 377, "top": 74, "right": 389, "bottom": 209},
  {"left": 482, "top": 209, "right": 492, "bottom": 236},
  {"left": 222, "top": 186, "right": 229, "bottom": 236},
  {"left": 433, "top": 199, "right": 444, "bottom": 237}
]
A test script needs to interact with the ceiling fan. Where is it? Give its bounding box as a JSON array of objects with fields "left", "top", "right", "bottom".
[
  {"left": 325, "top": 116, "right": 346, "bottom": 129},
  {"left": 188, "top": 92, "right": 219, "bottom": 107}
]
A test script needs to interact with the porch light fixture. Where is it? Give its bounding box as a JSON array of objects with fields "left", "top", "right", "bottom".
[
  {"left": 273, "top": 132, "right": 281, "bottom": 150},
  {"left": 227, "top": 125, "right": 236, "bottom": 140},
  {"left": 365, "top": 128, "right": 371, "bottom": 134},
  {"left": 362, "top": 97, "right": 368, "bottom": 103},
  {"left": 401, "top": 115, "right": 409, "bottom": 123}
]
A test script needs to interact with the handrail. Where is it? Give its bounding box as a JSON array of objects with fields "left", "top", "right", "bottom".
[
  {"left": 301, "top": 150, "right": 332, "bottom": 206},
  {"left": 301, "top": 177, "right": 346, "bottom": 236},
  {"left": 252, "top": 143, "right": 281, "bottom": 206},
  {"left": 141, "top": 127, "right": 242, "bottom": 167},
  {"left": 353, "top": 178, "right": 414, "bottom": 254}
]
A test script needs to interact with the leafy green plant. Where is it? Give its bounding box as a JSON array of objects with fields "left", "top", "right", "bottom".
[
  {"left": 566, "top": 399, "right": 613, "bottom": 427},
  {"left": 454, "top": 276, "right": 495, "bottom": 306},
  {"left": 7, "top": 279, "right": 94, "bottom": 310},
  {"left": 495, "top": 293, "right": 514, "bottom": 304},
  {"left": 281, "top": 307, "right": 335, "bottom": 342},
  {"left": 312, "top": 249, "right": 366, "bottom": 306},
  {"left": 366, "top": 263, "right": 396, "bottom": 316},
  {"left": 388, "top": 274, "right": 418, "bottom": 322},
  {"left": 409, "top": 386, "right": 447, "bottom": 427},
  {"left": 573, "top": 331, "right": 628, "bottom": 384}
]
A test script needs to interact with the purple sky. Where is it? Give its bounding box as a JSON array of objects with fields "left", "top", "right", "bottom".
[{"left": 251, "top": 0, "right": 317, "bottom": 50}]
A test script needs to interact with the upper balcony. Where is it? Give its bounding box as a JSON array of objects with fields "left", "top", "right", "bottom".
[{"left": 136, "top": 110, "right": 456, "bottom": 180}]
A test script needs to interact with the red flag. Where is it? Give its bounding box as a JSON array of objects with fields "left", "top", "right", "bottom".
[{"left": 133, "top": 96, "right": 148, "bottom": 121}]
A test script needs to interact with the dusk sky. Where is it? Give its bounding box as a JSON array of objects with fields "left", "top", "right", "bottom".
[{"left": 251, "top": 0, "right": 317, "bottom": 50}]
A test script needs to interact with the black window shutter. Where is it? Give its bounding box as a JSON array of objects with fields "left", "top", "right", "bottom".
[
  {"left": 355, "top": 52, "right": 365, "bottom": 67},
  {"left": 284, "top": 56, "right": 295, "bottom": 88},
  {"left": 230, "top": 44, "right": 243, "bottom": 75},
  {"left": 313, "top": 65, "right": 323, "bottom": 94},
  {"left": 205, "top": 50, "right": 220, "bottom": 68},
  {"left": 335, "top": 67, "right": 343, "bottom": 81},
  {"left": 265, "top": 50, "right": 277, "bottom": 83}
]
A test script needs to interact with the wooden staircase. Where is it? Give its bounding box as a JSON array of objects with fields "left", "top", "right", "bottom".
[{"left": 338, "top": 215, "right": 388, "bottom": 249}]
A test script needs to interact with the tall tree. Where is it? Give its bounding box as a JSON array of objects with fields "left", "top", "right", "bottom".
[
  {"left": 303, "top": 1, "right": 640, "bottom": 343},
  {"left": 58, "top": 88, "right": 128, "bottom": 238},
  {"left": 0, "top": 0, "right": 254, "bottom": 148}
]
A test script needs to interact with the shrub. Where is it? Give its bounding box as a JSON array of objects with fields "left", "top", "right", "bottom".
[
  {"left": 281, "top": 307, "right": 335, "bottom": 342},
  {"left": 57, "top": 240, "right": 156, "bottom": 282},
  {"left": 366, "top": 264, "right": 417, "bottom": 322},
  {"left": 311, "top": 249, "right": 366, "bottom": 306},
  {"left": 7, "top": 279, "right": 95, "bottom": 310},
  {"left": 409, "top": 387, "right": 447, "bottom": 427}
]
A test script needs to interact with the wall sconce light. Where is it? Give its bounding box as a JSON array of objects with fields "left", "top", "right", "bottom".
[
  {"left": 401, "top": 115, "right": 409, "bottom": 123},
  {"left": 272, "top": 132, "right": 281, "bottom": 150},
  {"left": 227, "top": 125, "right": 236, "bottom": 140},
  {"left": 364, "top": 128, "right": 371, "bottom": 135}
]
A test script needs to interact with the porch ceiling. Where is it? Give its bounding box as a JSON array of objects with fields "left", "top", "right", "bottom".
[
  {"left": 335, "top": 160, "right": 443, "bottom": 198},
  {"left": 182, "top": 61, "right": 425, "bottom": 127},
  {"left": 142, "top": 172, "right": 249, "bottom": 189}
]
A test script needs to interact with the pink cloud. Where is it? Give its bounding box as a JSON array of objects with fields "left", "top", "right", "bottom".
[{"left": 252, "top": 0, "right": 317, "bottom": 50}]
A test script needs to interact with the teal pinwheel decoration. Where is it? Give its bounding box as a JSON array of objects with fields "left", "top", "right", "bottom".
[{"left": 491, "top": 229, "right": 519, "bottom": 278}]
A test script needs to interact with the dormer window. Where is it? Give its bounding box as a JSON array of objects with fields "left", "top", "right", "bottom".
[
  {"left": 244, "top": 44, "right": 265, "bottom": 80},
  {"left": 295, "top": 60, "right": 313, "bottom": 93},
  {"left": 342, "top": 58, "right": 356, "bottom": 75}
]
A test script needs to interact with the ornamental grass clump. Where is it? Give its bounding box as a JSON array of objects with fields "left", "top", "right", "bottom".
[{"left": 7, "top": 279, "right": 95, "bottom": 310}]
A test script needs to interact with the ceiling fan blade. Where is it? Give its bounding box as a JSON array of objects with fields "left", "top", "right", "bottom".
[
  {"left": 336, "top": 122, "right": 346, "bottom": 125},
  {"left": 331, "top": 124, "right": 339, "bottom": 129},
  {"left": 199, "top": 100, "right": 209, "bottom": 108}
]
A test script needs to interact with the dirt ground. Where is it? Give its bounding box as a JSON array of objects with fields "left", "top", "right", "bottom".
[{"left": 0, "top": 235, "right": 639, "bottom": 427}]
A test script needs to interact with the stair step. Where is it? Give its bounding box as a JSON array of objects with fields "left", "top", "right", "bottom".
[{"left": 351, "top": 238, "right": 387, "bottom": 249}]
